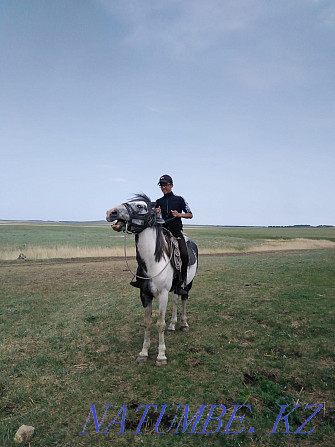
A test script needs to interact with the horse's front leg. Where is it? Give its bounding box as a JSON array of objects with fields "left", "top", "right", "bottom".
[
  {"left": 156, "top": 291, "right": 169, "bottom": 366},
  {"left": 168, "top": 292, "right": 179, "bottom": 332},
  {"left": 137, "top": 301, "right": 152, "bottom": 362}
]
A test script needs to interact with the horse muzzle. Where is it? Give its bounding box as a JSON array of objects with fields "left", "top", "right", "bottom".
[{"left": 107, "top": 209, "right": 127, "bottom": 232}]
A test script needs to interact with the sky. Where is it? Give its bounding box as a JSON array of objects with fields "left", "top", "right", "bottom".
[{"left": 1, "top": 0, "right": 334, "bottom": 226}]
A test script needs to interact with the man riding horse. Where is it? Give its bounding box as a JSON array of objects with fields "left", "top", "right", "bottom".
[
  {"left": 131, "top": 174, "right": 193, "bottom": 297},
  {"left": 105, "top": 189, "right": 197, "bottom": 365}
]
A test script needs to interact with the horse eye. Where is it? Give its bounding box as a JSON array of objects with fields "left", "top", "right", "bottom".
[{"left": 137, "top": 204, "right": 143, "bottom": 209}]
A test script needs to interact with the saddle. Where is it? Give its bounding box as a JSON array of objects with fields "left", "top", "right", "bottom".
[{"left": 162, "top": 228, "right": 198, "bottom": 271}]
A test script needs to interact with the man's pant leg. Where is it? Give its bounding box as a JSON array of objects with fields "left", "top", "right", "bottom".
[{"left": 177, "top": 235, "right": 189, "bottom": 283}]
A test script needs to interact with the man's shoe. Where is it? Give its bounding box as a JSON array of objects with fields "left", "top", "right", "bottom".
[
  {"left": 130, "top": 280, "right": 141, "bottom": 288},
  {"left": 174, "top": 285, "right": 188, "bottom": 297}
]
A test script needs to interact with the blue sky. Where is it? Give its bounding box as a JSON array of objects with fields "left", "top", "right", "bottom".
[{"left": 1, "top": 0, "right": 334, "bottom": 225}]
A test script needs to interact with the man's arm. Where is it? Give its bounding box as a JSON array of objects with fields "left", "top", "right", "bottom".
[{"left": 171, "top": 210, "right": 193, "bottom": 219}]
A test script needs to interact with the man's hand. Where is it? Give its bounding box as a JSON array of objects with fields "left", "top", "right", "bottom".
[{"left": 171, "top": 210, "right": 193, "bottom": 219}]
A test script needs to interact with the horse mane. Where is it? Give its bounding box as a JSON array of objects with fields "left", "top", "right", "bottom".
[
  {"left": 130, "top": 193, "right": 152, "bottom": 206},
  {"left": 130, "top": 193, "right": 169, "bottom": 262}
]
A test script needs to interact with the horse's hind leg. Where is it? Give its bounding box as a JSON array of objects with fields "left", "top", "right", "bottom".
[
  {"left": 180, "top": 298, "right": 189, "bottom": 332},
  {"left": 137, "top": 301, "right": 152, "bottom": 362},
  {"left": 156, "top": 291, "right": 168, "bottom": 366},
  {"left": 168, "top": 293, "right": 179, "bottom": 332}
]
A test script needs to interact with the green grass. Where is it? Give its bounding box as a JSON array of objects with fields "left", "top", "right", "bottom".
[
  {"left": 1, "top": 246, "right": 334, "bottom": 446},
  {"left": 186, "top": 226, "right": 335, "bottom": 252},
  {"left": 0, "top": 223, "right": 113, "bottom": 250},
  {"left": 187, "top": 225, "right": 335, "bottom": 241}
]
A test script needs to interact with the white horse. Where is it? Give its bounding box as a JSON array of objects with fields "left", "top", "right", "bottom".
[{"left": 106, "top": 194, "right": 198, "bottom": 366}]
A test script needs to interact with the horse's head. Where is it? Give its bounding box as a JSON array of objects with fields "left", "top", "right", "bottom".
[{"left": 106, "top": 194, "right": 157, "bottom": 233}]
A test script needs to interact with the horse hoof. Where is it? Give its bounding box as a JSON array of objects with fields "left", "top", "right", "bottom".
[
  {"left": 167, "top": 327, "right": 175, "bottom": 333},
  {"left": 180, "top": 325, "right": 190, "bottom": 332},
  {"left": 136, "top": 355, "right": 148, "bottom": 363},
  {"left": 155, "top": 359, "right": 168, "bottom": 366}
]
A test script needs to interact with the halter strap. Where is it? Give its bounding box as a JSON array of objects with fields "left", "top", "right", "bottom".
[{"left": 122, "top": 201, "right": 152, "bottom": 233}]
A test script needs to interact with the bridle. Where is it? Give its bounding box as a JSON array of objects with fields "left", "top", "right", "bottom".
[{"left": 121, "top": 201, "right": 155, "bottom": 233}]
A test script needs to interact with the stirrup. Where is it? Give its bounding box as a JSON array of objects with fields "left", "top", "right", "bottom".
[{"left": 174, "top": 285, "right": 188, "bottom": 297}]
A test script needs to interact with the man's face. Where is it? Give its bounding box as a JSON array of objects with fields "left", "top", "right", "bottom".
[{"left": 160, "top": 182, "right": 173, "bottom": 195}]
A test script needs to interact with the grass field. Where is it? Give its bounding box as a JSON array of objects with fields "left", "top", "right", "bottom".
[
  {"left": 1, "top": 223, "right": 335, "bottom": 260},
  {"left": 0, "top": 225, "right": 334, "bottom": 446}
]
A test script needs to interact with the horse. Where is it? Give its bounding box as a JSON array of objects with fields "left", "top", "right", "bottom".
[{"left": 106, "top": 194, "right": 198, "bottom": 366}]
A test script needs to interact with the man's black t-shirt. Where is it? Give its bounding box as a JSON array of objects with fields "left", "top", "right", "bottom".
[{"left": 156, "top": 192, "right": 192, "bottom": 234}]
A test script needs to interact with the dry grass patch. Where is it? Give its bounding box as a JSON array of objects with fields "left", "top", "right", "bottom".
[
  {"left": 248, "top": 238, "right": 335, "bottom": 252},
  {"left": 199, "top": 238, "right": 335, "bottom": 255},
  {"left": 0, "top": 245, "right": 136, "bottom": 260}
]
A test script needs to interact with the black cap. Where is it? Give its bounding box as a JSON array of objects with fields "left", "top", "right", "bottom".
[{"left": 158, "top": 174, "right": 173, "bottom": 185}]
